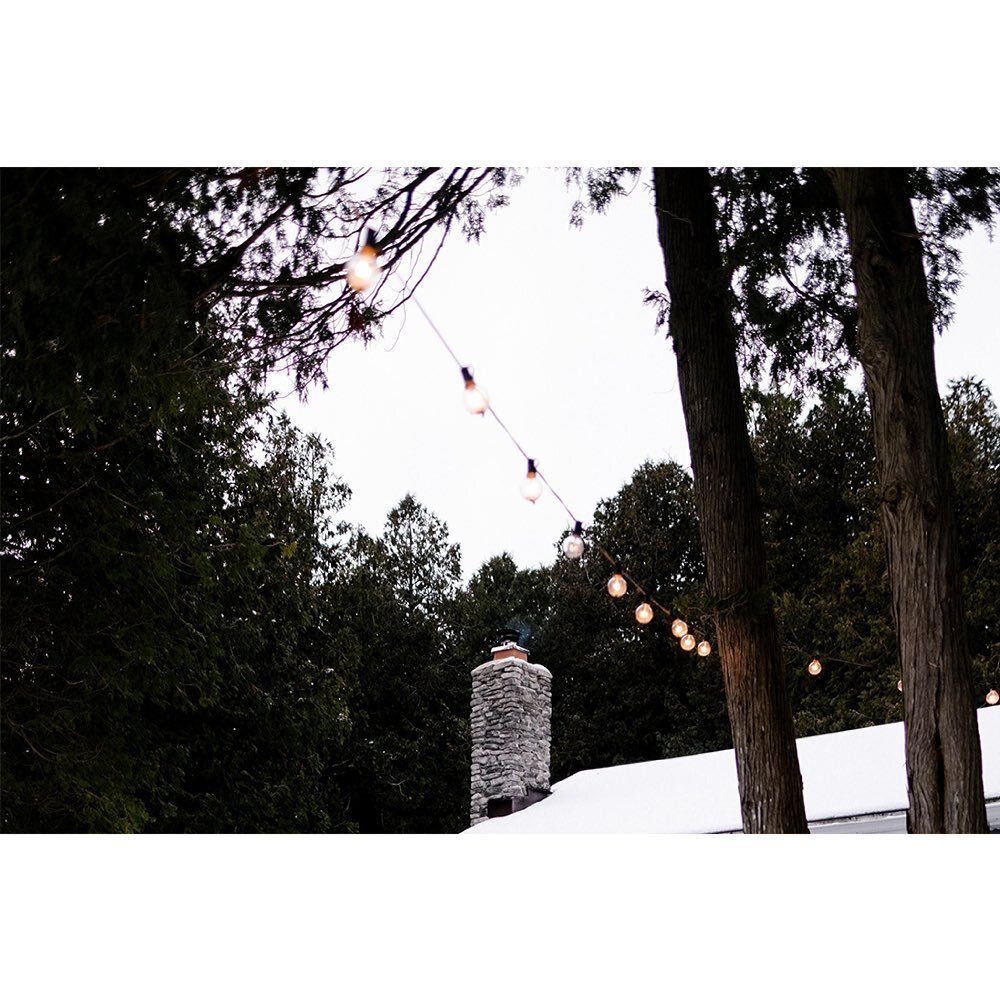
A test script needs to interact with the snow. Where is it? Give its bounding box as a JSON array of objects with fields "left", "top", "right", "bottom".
[{"left": 464, "top": 707, "right": 1000, "bottom": 834}]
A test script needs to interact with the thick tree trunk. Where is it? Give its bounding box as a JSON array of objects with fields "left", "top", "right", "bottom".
[
  {"left": 827, "top": 168, "right": 987, "bottom": 833},
  {"left": 653, "top": 168, "right": 808, "bottom": 833}
]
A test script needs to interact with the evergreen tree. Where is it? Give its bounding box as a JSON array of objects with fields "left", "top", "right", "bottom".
[
  {"left": 653, "top": 168, "right": 809, "bottom": 833},
  {"left": 751, "top": 386, "right": 897, "bottom": 733},
  {"left": 1, "top": 166, "right": 513, "bottom": 831},
  {"left": 331, "top": 495, "right": 469, "bottom": 832},
  {"left": 146, "top": 413, "right": 359, "bottom": 833},
  {"left": 826, "top": 168, "right": 987, "bottom": 832},
  {"left": 3, "top": 168, "right": 226, "bottom": 829},
  {"left": 1, "top": 170, "right": 357, "bottom": 831},
  {"left": 944, "top": 378, "right": 1000, "bottom": 700},
  {"left": 450, "top": 553, "right": 551, "bottom": 668},
  {"left": 752, "top": 380, "right": 999, "bottom": 741}
]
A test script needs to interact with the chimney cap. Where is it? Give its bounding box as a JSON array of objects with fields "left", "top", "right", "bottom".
[{"left": 490, "top": 640, "right": 529, "bottom": 660}]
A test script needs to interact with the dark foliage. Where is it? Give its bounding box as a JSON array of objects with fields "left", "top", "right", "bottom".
[
  {"left": 1, "top": 169, "right": 356, "bottom": 831},
  {"left": 711, "top": 167, "right": 1000, "bottom": 391},
  {"left": 328, "top": 496, "right": 469, "bottom": 833}
]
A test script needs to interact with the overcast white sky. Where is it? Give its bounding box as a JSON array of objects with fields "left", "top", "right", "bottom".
[{"left": 274, "top": 169, "right": 1000, "bottom": 580}]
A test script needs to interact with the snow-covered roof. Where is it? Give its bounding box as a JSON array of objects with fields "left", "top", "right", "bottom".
[{"left": 465, "top": 706, "right": 1000, "bottom": 834}]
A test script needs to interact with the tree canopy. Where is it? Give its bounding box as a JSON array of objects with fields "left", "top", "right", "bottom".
[{"left": 1, "top": 167, "right": 509, "bottom": 831}]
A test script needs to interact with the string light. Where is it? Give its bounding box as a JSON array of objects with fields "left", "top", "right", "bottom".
[
  {"left": 408, "top": 285, "right": 915, "bottom": 685},
  {"left": 897, "top": 679, "right": 903, "bottom": 692},
  {"left": 460, "top": 367, "right": 489, "bottom": 415},
  {"left": 562, "top": 521, "right": 585, "bottom": 560},
  {"left": 520, "top": 459, "right": 543, "bottom": 503},
  {"left": 408, "top": 289, "right": 717, "bottom": 655},
  {"left": 987, "top": 689, "right": 999, "bottom": 706},
  {"left": 607, "top": 568, "right": 628, "bottom": 598},
  {"left": 346, "top": 229, "right": 380, "bottom": 293}
]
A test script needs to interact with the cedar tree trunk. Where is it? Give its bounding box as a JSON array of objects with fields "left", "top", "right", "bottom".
[
  {"left": 827, "top": 168, "right": 987, "bottom": 833},
  {"left": 653, "top": 167, "right": 809, "bottom": 834}
]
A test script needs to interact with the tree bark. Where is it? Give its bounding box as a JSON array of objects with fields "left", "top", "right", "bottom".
[
  {"left": 653, "top": 168, "right": 809, "bottom": 833},
  {"left": 826, "top": 168, "right": 987, "bottom": 833}
]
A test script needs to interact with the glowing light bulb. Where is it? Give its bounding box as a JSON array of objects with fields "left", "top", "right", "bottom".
[
  {"left": 808, "top": 658, "right": 822, "bottom": 676},
  {"left": 346, "top": 244, "right": 380, "bottom": 293},
  {"left": 562, "top": 522, "right": 585, "bottom": 560},
  {"left": 697, "top": 640, "right": 711, "bottom": 657},
  {"left": 635, "top": 601, "right": 653, "bottom": 624},
  {"left": 607, "top": 573, "right": 627, "bottom": 598},
  {"left": 987, "top": 689, "right": 999, "bottom": 706},
  {"left": 671, "top": 619, "right": 688, "bottom": 639},
  {"left": 460, "top": 367, "right": 489, "bottom": 414},
  {"left": 897, "top": 679, "right": 903, "bottom": 693},
  {"left": 680, "top": 633, "right": 696, "bottom": 652},
  {"left": 520, "top": 459, "right": 543, "bottom": 503}
]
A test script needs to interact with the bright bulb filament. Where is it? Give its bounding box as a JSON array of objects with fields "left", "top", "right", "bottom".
[
  {"left": 464, "top": 382, "right": 489, "bottom": 415},
  {"left": 521, "top": 473, "right": 543, "bottom": 503},
  {"left": 346, "top": 246, "right": 380, "bottom": 292}
]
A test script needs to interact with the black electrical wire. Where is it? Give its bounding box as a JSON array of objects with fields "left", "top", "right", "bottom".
[{"left": 409, "top": 291, "right": 710, "bottom": 646}]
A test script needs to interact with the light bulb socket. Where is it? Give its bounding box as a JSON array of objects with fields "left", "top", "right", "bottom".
[
  {"left": 526, "top": 459, "right": 537, "bottom": 476},
  {"left": 572, "top": 521, "right": 583, "bottom": 536},
  {"left": 363, "top": 227, "right": 379, "bottom": 252},
  {"left": 460, "top": 366, "right": 474, "bottom": 387}
]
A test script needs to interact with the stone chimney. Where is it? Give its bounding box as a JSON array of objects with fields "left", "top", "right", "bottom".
[{"left": 469, "top": 631, "right": 552, "bottom": 826}]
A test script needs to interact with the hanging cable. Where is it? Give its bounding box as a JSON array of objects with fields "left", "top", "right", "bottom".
[
  {"left": 410, "top": 295, "right": 464, "bottom": 369},
  {"left": 388, "top": 284, "right": 716, "bottom": 655}
]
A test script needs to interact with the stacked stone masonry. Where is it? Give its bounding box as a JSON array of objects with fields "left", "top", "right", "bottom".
[{"left": 470, "top": 655, "right": 552, "bottom": 825}]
